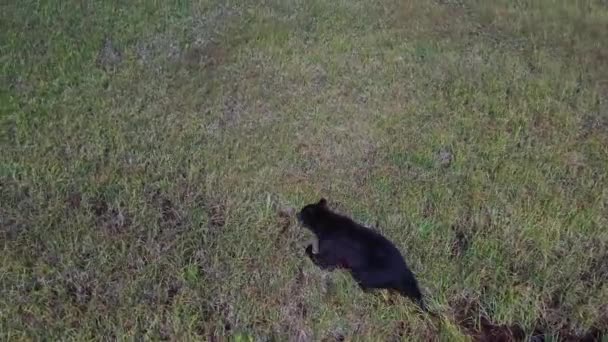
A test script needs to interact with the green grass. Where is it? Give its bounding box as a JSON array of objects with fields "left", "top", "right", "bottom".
[{"left": 1, "top": 0, "right": 607, "bottom": 340}]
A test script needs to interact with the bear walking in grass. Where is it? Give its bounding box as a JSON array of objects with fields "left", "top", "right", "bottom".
[{"left": 297, "top": 198, "right": 425, "bottom": 310}]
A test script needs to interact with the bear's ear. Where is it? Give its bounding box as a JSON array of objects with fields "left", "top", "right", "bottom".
[{"left": 318, "top": 198, "right": 328, "bottom": 207}]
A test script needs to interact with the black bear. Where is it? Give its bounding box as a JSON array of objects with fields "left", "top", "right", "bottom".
[{"left": 297, "top": 198, "right": 425, "bottom": 309}]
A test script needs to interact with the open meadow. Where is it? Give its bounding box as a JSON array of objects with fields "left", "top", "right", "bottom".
[{"left": 2, "top": 0, "right": 607, "bottom": 340}]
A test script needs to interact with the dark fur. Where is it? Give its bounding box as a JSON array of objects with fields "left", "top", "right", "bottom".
[{"left": 297, "top": 198, "right": 425, "bottom": 309}]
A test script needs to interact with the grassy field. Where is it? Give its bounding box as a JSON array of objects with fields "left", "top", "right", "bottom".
[{"left": 2, "top": 0, "right": 608, "bottom": 340}]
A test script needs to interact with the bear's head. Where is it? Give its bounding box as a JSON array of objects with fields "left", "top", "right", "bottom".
[{"left": 297, "top": 198, "right": 328, "bottom": 229}]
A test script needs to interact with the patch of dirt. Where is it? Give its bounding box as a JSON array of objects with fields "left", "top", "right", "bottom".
[
  {"left": 96, "top": 38, "right": 123, "bottom": 70},
  {"left": 451, "top": 296, "right": 525, "bottom": 342},
  {"left": 437, "top": 147, "right": 454, "bottom": 168},
  {"left": 164, "top": 281, "right": 181, "bottom": 306},
  {"left": 89, "top": 197, "right": 108, "bottom": 217},
  {"left": 66, "top": 191, "right": 82, "bottom": 209}
]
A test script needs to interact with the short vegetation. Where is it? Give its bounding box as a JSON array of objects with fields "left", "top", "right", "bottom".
[{"left": 1, "top": 0, "right": 607, "bottom": 340}]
